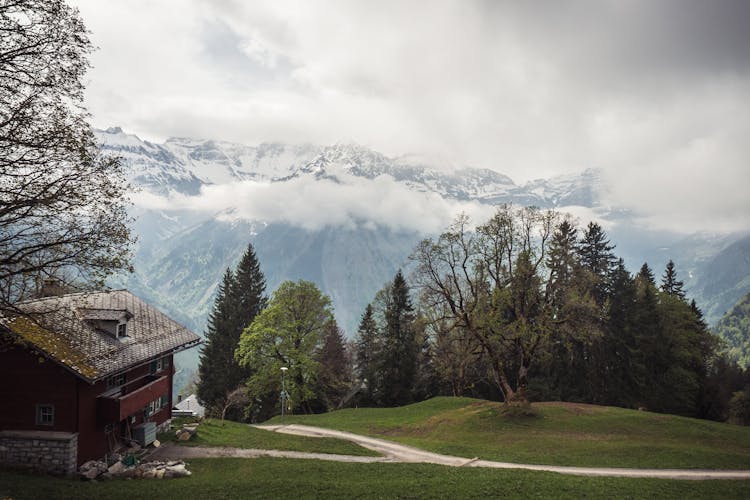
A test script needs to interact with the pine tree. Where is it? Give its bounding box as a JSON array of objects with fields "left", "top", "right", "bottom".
[
  {"left": 377, "top": 270, "right": 419, "bottom": 406},
  {"left": 355, "top": 304, "right": 379, "bottom": 405},
  {"left": 315, "top": 323, "right": 352, "bottom": 410},
  {"left": 232, "top": 244, "right": 268, "bottom": 323},
  {"left": 578, "top": 222, "right": 616, "bottom": 306},
  {"left": 602, "top": 259, "right": 642, "bottom": 406},
  {"left": 637, "top": 263, "right": 656, "bottom": 287},
  {"left": 197, "top": 244, "right": 267, "bottom": 419},
  {"left": 197, "top": 268, "right": 236, "bottom": 414},
  {"left": 546, "top": 219, "right": 579, "bottom": 301},
  {"left": 661, "top": 260, "right": 686, "bottom": 299},
  {"left": 633, "top": 271, "right": 663, "bottom": 409}
]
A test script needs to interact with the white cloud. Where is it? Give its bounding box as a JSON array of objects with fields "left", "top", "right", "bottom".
[
  {"left": 132, "top": 175, "right": 497, "bottom": 234},
  {"left": 72, "top": 0, "right": 750, "bottom": 234}
]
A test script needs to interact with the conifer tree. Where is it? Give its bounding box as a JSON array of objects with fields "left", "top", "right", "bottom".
[
  {"left": 661, "top": 260, "right": 686, "bottom": 299},
  {"left": 315, "top": 323, "right": 352, "bottom": 410},
  {"left": 637, "top": 263, "right": 656, "bottom": 287},
  {"left": 197, "top": 244, "right": 267, "bottom": 419},
  {"left": 633, "top": 270, "right": 663, "bottom": 409},
  {"left": 578, "top": 222, "right": 616, "bottom": 306},
  {"left": 602, "top": 259, "right": 642, "bottom": 405},
  {"left": 355, "top": 304, "right": 379, "bottom": 405},
  {"left": 377, "top": 270, "right": 419, "bottom": 406},
  {"left": 197, "top": 269, "right": 236, "bottom": 413},
  {"left": 546, "top": 219, "right": 579, "bottom": 301}
]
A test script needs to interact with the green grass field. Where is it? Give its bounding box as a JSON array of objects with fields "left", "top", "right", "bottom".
[
  {"left": 3, "top": 398, "right": 750, "bottom": 499},
  {"left": 2, "top": 458, "right": 750, "bottom": 499},
  {"left": 271, "top": 397, "right": 750, "bottom": 469},
  {"left": 164, "top": 418, "right": 378, "bottom": 456}
]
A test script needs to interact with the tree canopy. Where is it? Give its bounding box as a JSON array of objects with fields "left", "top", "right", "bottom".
[
  {"left": 197, "top": 244, "right": 267, "bottom": 418},
  {"left": 411, "top": 206, "right": 598, "bottom": 404},
  {"left": 235, "top": 280, "right": 335, "bottom": 416},
  {"left": 0, "top": 0, "right": 133, "bottom": 312}
]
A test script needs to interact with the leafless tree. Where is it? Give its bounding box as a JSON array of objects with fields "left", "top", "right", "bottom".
[
  {"left": 0, "top": 0, "right": 133, "bottom": 314},
  {"left": 411, "top": 205, "right": 597, "bottom": 404},
  {"left": 220, "top": 387, "right": 250, "bottom": 421}
]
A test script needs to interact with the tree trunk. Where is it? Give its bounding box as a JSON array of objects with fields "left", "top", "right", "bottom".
[{"left": 511, "top": 364, "right": 529, "bottom": 405}]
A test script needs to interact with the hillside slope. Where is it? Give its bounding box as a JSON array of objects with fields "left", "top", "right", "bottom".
[
  {"left": 274, "top": 397, "right": 750, "bottom": 469},
  {"left": 715, "top": 292, "right": 750, "bottom": 368}
]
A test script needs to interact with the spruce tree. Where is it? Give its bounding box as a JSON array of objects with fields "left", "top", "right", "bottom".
[
  {"left": 661, "top": 260, "right": 686, "bottom": 299},
  {"left": 197, "top": 244, "right": 267, "bottom": 419},
  {"left": 578, "top": 222, "right": 616, "bottom": 306},
  {"left": 355, "top": 304, "right": 379, "bottom": 405},
  {"left": 377, "top": 270, "right": 419, "bottom": 406},
  {"left": 197, "top": 268, "right": 236, "bottom": 413},
  {"left": 637, "top": 263, "right": 656, "bottom": 287},
  {"left": 232, "top": 244, "right": 268, "bottom": 323},
  {"left": 633, "top": 269, "right": 665, "bottom": 409},
  {"left": 315, "top": 323, "right": 352, "bottom": 410},
  {"left": 547, "top": 219, "right": 579, "bottom": 300},
  {"left": 602, "top": 259, "right": 642, "bottom": 406}
]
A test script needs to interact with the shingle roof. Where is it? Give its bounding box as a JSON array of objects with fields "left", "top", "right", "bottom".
[
  {"left": 173, "top": 394, "right": 205, "bottom": 417},
  {"left": 2, "top": 290, "right": 201, "bottom": 383}
]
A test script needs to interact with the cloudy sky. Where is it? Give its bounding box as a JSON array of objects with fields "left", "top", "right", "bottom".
[{"left": 72, "top": 0, "right": 749, "bottom": 233}]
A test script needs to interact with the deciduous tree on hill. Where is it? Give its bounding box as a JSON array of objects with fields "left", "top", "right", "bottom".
[
  {"left": 412, "top": 206, "right": 598, "bottom": 405},
  {"left": 235, "top": 280, "right": 334, "bottom": 416}
]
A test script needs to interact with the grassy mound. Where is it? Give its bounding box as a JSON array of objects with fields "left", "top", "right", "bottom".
[{"left": 271, "top": 397, "right": 750, "bottom": 469}]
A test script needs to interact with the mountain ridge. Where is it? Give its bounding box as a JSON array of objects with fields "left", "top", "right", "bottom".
[{"left": 96, "top": 127, "right": 750, "bottom": 391}]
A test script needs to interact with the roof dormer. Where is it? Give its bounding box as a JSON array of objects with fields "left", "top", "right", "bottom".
[{"left": 77, "top": 308, "right": 133, "bottom": 339}]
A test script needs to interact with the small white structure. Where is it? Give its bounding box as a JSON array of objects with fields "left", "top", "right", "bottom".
[{"left": 172, "top": 394, "right": 205, "bottom": 418}]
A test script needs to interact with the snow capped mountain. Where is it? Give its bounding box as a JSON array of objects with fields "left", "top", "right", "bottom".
[
  {"left": 98, "top": 127, "right": 748, "bottom": 391},
  {"left": 96, "top": 127, "right": 604, "bottom": 210}
]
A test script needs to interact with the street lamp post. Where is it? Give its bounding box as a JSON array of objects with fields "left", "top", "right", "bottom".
[{"left": 280, "top": 366, "right": 288, "bottom": 424}]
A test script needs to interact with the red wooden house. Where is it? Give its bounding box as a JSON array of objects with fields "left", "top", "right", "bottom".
[{"left": 0, "top": 289, "right": 201, "bottom": 474}]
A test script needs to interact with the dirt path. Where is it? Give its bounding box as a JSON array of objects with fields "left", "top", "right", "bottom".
[
  {"left": 149, "top": 424, "right": 750, "bottom": 480},
  {"left": 256, "top": 424, "right": 750, "bottom": 480},
  {"left": 149, "top": 443, "right": 390, "bottom": 464}
]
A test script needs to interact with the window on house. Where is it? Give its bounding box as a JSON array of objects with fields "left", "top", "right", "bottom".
[
  {"left": 144, "top": 401, "right": 154, "bottom": 417},
  {"left": 106, "top": 373, "right": 126, "bottom": 389},
  {"left": 36, "top": 404, "right": 54, "bottom": 426},
  {"left": 159, "top": 394, "right": 169, "bottom": 409},
  {"left": 117, "top": 323, "right": 127, "bottom": 338},
  {"left": 150, "top": 356, "right": 170, "bottom": 374}
]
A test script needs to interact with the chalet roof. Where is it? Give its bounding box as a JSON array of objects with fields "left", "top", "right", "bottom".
[
  {"left": 173, "top": 394, "right": 205, "bottom": 417},
  {"left": 2, "top": 290, "right": 201, "bottom": 383},
  {"left": 77, "top": 308, "right": 133, "bottom": 322}
]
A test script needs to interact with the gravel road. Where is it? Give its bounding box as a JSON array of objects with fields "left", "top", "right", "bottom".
[{"left": 150, "top": 424, "right": 750, "bottom": 480}]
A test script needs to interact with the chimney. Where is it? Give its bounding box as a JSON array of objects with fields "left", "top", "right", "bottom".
[
  {"left": 177, "top": 394, "right": 183, "bottom": 403},
  {"left": 40, "top": 278, "right": 66, "bottom": 297}
]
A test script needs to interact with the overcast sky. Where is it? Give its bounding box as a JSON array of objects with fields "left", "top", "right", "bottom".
[{"left": 71, "top": 0, "right": 749, "bottom": 233}]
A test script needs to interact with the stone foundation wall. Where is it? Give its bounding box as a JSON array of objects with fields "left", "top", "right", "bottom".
[
  {"left": 156, "top": 419, "right": 171, "bottom": 434},
  {"left": 0, "top": 430, "right": 78, "bottom": 475}
]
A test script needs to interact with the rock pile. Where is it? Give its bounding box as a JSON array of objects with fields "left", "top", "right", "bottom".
[{"left": 79, "top": 459, "right": 191, "bottom": 480}]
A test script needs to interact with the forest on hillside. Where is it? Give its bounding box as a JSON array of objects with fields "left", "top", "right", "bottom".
[
  {"left": 715, "top": 293, "right": 750, "bottom": 369},
  {"left": 196, "top": 206, "right": 750, "bottom": 425}
]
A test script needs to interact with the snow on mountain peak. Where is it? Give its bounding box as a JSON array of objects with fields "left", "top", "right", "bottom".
[{"left": 96, "top": 127, "right": 604, "bottom": 209}]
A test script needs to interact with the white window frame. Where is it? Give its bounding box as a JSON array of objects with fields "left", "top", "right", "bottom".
[
  {"left": 150, "top": 356, "right": 170, "bottom": 374},
  {"left": 36, "top": 404, "right": 54, "bottom": 426},
  {"left": 117, "top": 322, "right": 127, "bottom": 338}
]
